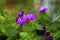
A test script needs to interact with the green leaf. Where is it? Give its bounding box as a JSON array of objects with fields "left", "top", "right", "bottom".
[
  {"left": 0, "top": 27, "right": 9, "bottom": 37},
  {"left": 53, "top": 31, "right": 60, "bottom": 40},
  {"left": 52, "top": 15, "right": 60, "bottom": 23}
]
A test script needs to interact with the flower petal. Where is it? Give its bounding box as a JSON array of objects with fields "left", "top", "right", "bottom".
[
  {"left": 44, "top": 36, "right": 53, "bottom": 40},
  {"left": 16, "top": 17, "right": 27, "bottom": 26},
  {"left": 38, "top": 6, "right": 48, "bottom": 13},
  {"left": 24, "top": 13, "right": 36, "bottom": 20},
  {"left": 36, "top": 29, "right": 46, "bottom": 35},
  {"left": 18, "top": 11, "right": 24, "bottom": 17},
  {"left": 44, "top": 31, "right": 51, "bottom": 37}
]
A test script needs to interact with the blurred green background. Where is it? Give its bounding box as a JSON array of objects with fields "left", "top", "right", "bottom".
[{"left": 0, "top": 0, "right": 60, "bottom": 40}]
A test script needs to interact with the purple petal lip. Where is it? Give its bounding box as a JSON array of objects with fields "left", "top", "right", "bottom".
[
  {"left": 18, "top": 11, "right": 24, "bottom": 17},
  {"left": 36, "top": 29, "right": 46, "bottom": 35},
  {"left": 38, "top": 6, "right": 48, "bottom": 13},
  {"left": 24, "top": 13, "right": 36, "bottom": 20},
  {"left": 16, "top": 17, "right": 27, "bottom": 26}
]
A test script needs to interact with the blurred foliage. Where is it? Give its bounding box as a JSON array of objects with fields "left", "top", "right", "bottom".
[{"left": 0, "top": 0, "right": 60, "bottom": 40}]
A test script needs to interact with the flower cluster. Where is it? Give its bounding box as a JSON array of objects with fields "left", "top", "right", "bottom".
[
  {"left": 36, "top": 29, "right": 53, "bottom": 40},
  {"left": 36, "top": 6, "right": 53, "bottom": 40},
  {"left": 16, "top": 11, "right": 36, "bottom": 26},
  {"left": 16, "top": 6, "right": 53, "bottom": 40},
  {"left": 36, "top": 22, "right": 53, "bottom": 40}
]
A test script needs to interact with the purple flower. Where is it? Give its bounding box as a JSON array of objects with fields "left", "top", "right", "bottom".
[
  {"left": 38, "top": 6, "right": 48, "bottom": 13},
  {"left": 16, "top": 17, "right": 27, "bottom": 26},
  {"left": 44, "top": 36, "right": 53, "bottom": 40},
  {"left": 16, "top": 11, "right": 36, "bottom": 26},
  {"left": 18, "top": 11, "right": 24, "bottom": 17},
  {"left": 44, "top": 32, "right": 51, "bottom": 37},
  {"left": 36, "top": 29, "right": 46, "bottom": 35},
  {"left": 24, "top": 13, "right": 36, "bottom": 20}
]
